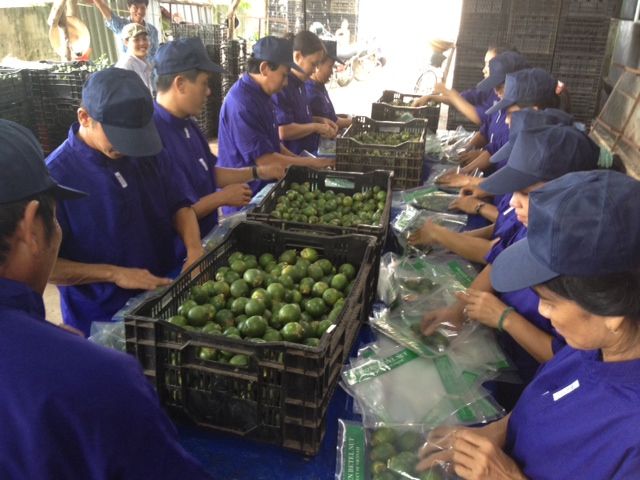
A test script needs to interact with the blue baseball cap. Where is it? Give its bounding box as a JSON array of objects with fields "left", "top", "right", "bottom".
[
  {"left": 251, "top": 36, "right": 303, "bottom": 72},
  {"left": 155, "top": 37, "right": 225, "bottom": 75},
  {"left": 480, "top": 123, "right": 600, "bottom": 195},
  {"left": 82, "top": 68, "right": 162, "bottom": 157},
  {"left": 476, "top": 51, "right": 529, "bottom": 92},
  {"left": 491, "top": 171, "right": 640, "bottom": 292},
  {"left": 323, "top": 40, "right": 344, "bottom": 65},
  {"left": 486, "top": 68, "right": 557, "bottom": 115},
  {"left": 490, "top": 108, "right": 574, "bottom": 165},
  {"left": 0, "top": 120, "right": 86, "bottom": 203}
]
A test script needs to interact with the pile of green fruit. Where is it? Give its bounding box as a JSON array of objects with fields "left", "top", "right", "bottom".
[
  {"left": 166, "top": 247, "right": 358, "bottom": 367},
  {"left": 269, "top": 181, "right": 387, "bottom": 227},
  {"left": 368, "top": 427, "right": 445, "bottom": 480},
  {"left": 352, "top": 131, "right": 421, "bottom": 146}
]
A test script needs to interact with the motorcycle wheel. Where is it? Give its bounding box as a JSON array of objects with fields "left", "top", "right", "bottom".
[{"left": 336, "top": 64, "right": 353, "bottom": 87}]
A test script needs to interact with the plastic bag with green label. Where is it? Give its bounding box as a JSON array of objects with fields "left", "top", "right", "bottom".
[
  {"left": 335, "top": 420, "right": 460, "bottom": 480},
  {"left": 402, "top": 187, "right": 460, "bottom": 213}
]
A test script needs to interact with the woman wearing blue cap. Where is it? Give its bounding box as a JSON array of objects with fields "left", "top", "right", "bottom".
[
  {"left": 273, "top": 31, "right": 338, "bottom": 155},
  {"left": 417, "top": 170, "right": 640, "bottom": 479}
]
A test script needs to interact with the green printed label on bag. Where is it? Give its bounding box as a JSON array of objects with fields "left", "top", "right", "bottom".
[
  {"left": 411, "top": 258, "right": 428, "bottom": 273},
  {"left": 402, "top": 186, "right": 439, "bottom": 203},
  {"left": 340, "top": 424, "right": 366, "bottom": 480},
  {"left": 344, "top": 349, "right": 419, "bottom": 386},
  {"left": 434, "top": 356, "right": 477, "bottom": 423},
  {"left": 448, "top": 261, "right": 474, "bottom": 287}
]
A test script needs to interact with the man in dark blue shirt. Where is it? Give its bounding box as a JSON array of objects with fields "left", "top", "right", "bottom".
[
  {"left": 0, "top": 119, "right": 211, "bottom": 478},
  {"left": 46, "top": 68, "right": 203, "bottom": 336}
]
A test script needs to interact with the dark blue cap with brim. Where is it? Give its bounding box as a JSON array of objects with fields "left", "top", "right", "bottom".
[
  {"left": 477, "top": 51, "right": 529, "bottom": 92},
  {"left": 252, "top": 36, "right": 304, "bottom": 73},
  {"left": 155, "top": 37, "right": 226, "bottom": 75},
  {"left": 0, "top": 119, "right": 86, "bottom": 203},
  {"left": 491, "top": 171, "right": 640, "bottom": 292},
  {"left": 486, "top": 68, "right": 557, "bottom": 115},
  {"left": 323, "top": 40, "right": 344, "bottom": 64},
  {"left": 490, "top": 108, "right": 575, "bottom": 164},
  {"left": 82, "top": 68, "right": 162, "bottom": 158},
  {"left": 480, "top": 123, "right": 600, "bottom": 195}
]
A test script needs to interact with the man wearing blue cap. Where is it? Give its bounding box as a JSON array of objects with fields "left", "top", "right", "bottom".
[
  {"left": 305, "top": 40, "right": 352, "bottom": 130},
  {"left": 0, "top": 120, "right": 211, "bottom": 478},
  {"left": 46, "top": 68, "right": 204, "bottom": 336},
  {"left": 154, "top": 37, "right": 283, "bottom": 238},
  {"left": 422, "top": 123, "right": 602, "bottom": 408},
  {"left": 418, "top": 171, "right": 640, "bottom": 479},
  {"left": 217, "top": 35, "right": 335, "bottom": 215}
]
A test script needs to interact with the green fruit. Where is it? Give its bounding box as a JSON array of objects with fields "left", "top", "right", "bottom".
[
  {"left": 330, "top": 273, "right": 349, "bottom": 291},
  {"left": 224, "top": 327, "right": 241, "bottom": 337},
  {"left": 187, "top": 305, "right": 210, "bottom": 327},
  {"left": 279, "top": 249, "right": 297, "bottom": 265},
  {"left": 202, "top": 303, "right": 217, "bottom": 321},
  {"left": 299, "top": 320, "right": 314, "bottom": 339},
  {"left": 212, "top": 281, "right": 231, "bottom": 298},
  {"left": 234, "top": 314, "right": 248, "bottom": 326},
  {"left": 419, "top": 467, "right": 445, "bottom": 480},
  {"left": 307, "top": 264, "right": 324, "bottom": 281},
  {"left": 263, "top": 329, "right": 282, "bottom": 341},
  {"left": 243, "top": 254, "right": 258, "bottom": 269},
  {"left": 199, "top": 347, "right": 217, "bottom": 361},
  {"left": 202, "top": 322, "right": 222, "bottom": 335},
  {"left": 202, "top": 280, "right": 217, "bottom": 297},
  {"left": 304, "top": 337, "right": 320, "bottom": 347},
  {"left": 266, "top": 282, "right": 286, "bottom": 301},
  {"left": 304, "top": 297, "right": 326, "bottom": 319},
  {"left": 388, "top": 451, "right": 418, "bottom": 476},
  {"left": 370, "top": 442, "right": 396, "bottom": 462},
  {"left": 278, "top": 274, "right": 294, "bottom": 289},
  {"left": 372, "top": 427, "right": 397, "bottom": 446},
  {"left": 282, "top": 265, "right": 303, "bottom": 282},
  {"left": 278, "top": 303, "right": 301, "bottom": 325},
  {"left": 397, "top": 431, "right": 423, "bottom": 452},
  {"left": 215, "top": 266, "right": 230, "bottom": 282},
  {"left": 251, "top": 288, "right": 272, "bottom": 307},
  {"left": 299, "top": 277, "right": 315, "bottom": 296},
  {"left": 191, "top": 285, "right": 209, "bottom": 305},
  {"left": 315, "top": 258, "right": 333, "bottom": 275},
  {"left": 240, "top": 315, "right": 268, "bottom": 338},
  {"left": 229, "top": 354, "right": 249, "bottom": 367},
  {"left": 210, "top": 293, "right": 227, "bottom": 311},
  {"left": 230, "top": 259, "right": 247, "bottom": 274},
  {"left": 214, "top": 309, "right": 234, "bottom": 328},
  {"left": 243, "top": 268, "right": 265, "bottom": 288},
  {"left": 230, "top": 279, "right": 250, "bottom": 298},
  {"left": 328, "top": 305, "right": 343, "bottom": 323},
  {"left": 244, "top": 298, "right": 266, "bottom": 317},
  {"left": 316, "top": 319, "right": 332, "bottom": 336},
  {"left": 281, "top": 322, "right": 305, "bottom": 343},
  {"left": 322, "top": 287, "right": 343, "bottom": 306},
  {"left": 311, "top": 281, "right": 329, "bottom": 298},
  {"left": 371, "top": 461, "right": 387, "bottom": 475},
  {"left": 259, "top": 253, "right": 275, "bottom": 268},
  {"left": 223, "top": 270, "right": 241, "bottom": 284},
  {"left": 177, "top": 300, "right": 198, "bottom": 317},
  {"left": 231, "top": 297, "right": 250, "bottom": 315},
  {"left": 168, "top": 315, "right": 187, "bottom": 327},
  {"left": 228, "top": 252, "right": 244, "bottom": 264},
  {"left": 300, "top": 247, "right": 319, "bottom": 263}
]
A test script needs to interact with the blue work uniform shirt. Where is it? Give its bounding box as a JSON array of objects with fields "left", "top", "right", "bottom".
[
  {"left": 304, "top": 79, "right": 338, "bottom": 122},
  {"left": 460, "top": 88, "right": 499, "bottom": 126},
  {"left": 218, "top": 73, "right": 280, "bottom": 214},
  {"left": 46, "top": 124, "right": 195, "bottom": 335},
  {"left": 479, "top": 106, "right": 509, "bottom": 157},
  {"left": 0, "top": 277, "right": 211, "bottom": 479},
  {"left": 105, "top": 14, "right": 159, "bottom": 59},
  {"left": 273, "top": 72, "right": 317, "bottom": 154},
  {"left": 153, "top": 102, "right": 218, "bottom": 238},
  {"left": 507, "top": 346, "right": 640, "bottom": 478}
]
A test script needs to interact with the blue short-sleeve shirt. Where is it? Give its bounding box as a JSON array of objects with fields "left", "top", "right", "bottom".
[
  {"left": 507, "top": 346, "right": 640, "bottom": 479},
  {"left": 479, "top": 107, "right": 509, "bottom": 157},
  {"left": 105, "top": 14, "right": 159, "bottom": 59},
  {"left": 273, "top": 72, "right": 317, "bottom": 154},
  {"left": 46, "top": 124, "right": 195, "bottom": 335},
  {"left": 0, "top": 277, "right": 211, "bottom": 479},
  {"left": 153, "top": 102, "right": 218, "bottom": 237},
  {"left": 304, "top": 79, "right": 338, "bottom": 122},
  {"left": 460, "top": 88, "right": 499, "bottom": 126}
]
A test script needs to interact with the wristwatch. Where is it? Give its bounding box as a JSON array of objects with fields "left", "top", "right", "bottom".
[
  {"left": 251, "top": 166, "right": 259, "bottom": 179},
  {"left": 474, "top": 202, "right": 486, "bottom": 214}
]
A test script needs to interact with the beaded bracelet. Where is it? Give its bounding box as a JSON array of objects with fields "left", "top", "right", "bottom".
[{"left": 498, "top": 307, "right": 515, "bottom": 332}]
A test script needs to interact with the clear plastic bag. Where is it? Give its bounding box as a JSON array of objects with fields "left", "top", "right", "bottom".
[
  {"left": 439, "top": 126, "right": 475, "bottom": 164},
  {"left": 88, "top": 321, "right": 125, "bottom": 352},
  {"left": 202, "top": 210, "right": 246, "bottom": 251},
  {"left": 318, "top": 137, "right": 337, "bottom": 156},
  {"left": 402, "top": 187, "right": 459, "bottom": 213}
]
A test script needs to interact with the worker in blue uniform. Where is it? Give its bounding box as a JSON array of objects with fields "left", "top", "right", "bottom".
[
  {"left": 46, "top": 68, "right": 204, "bottom": 336},
  {"left": 0, "top": 119, "right": 211, "bottom": 479},
  {"left": 153, "top": 37, "right": 283, "bottom": 236},
  {"left": 305, "top": 40, "right": 351, "bottom": 130},
  {"left": 217, "top": 36, "right": 335, "bottom": 215},
  {"left": 421, "top": 123, "right": 601, "bottom": 408},
  {"left": 273, "top": 31, "right": 337, "bottom": 154},
  {"left": 418, "top": 170, "right": 640, "bottom": 479}
]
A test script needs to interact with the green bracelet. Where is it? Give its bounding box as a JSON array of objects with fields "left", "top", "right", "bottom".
[{"left": 498, "top": 307, "right": 514, "bottom": 332}]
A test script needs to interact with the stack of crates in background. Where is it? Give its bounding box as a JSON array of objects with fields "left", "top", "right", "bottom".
[
  {"left": 266, "top": 0, "right": 358, "bottom": 39},
  {"left": 267, "top": 0, "right": 304, "bottom": 36},
  {"left": 551, "top": 0, "right": 619, "bottom": 124},
  {"left": 0, "top": 68, "right": 30, "bottom": 132},
  {"left": 447, "top": 0, "right": 509, "bottom": 131}
]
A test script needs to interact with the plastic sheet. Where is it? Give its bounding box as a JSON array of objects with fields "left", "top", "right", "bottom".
[
  {"left": 401, "top": 187, "right": 459, "bottom": 213},
  {"left": 88, "top": 321, "right": 125, "bottom": 352}
]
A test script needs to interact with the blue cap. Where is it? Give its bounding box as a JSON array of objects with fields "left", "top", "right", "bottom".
[
  {"left": 0, "top": 120, "right": 86, "bottom": 203},
  {"left": 480, "top": 123, "right": 600, "bottom": 195},
  {"left": 476, "top": 51, "right": 529, "bottom": 92},
  {"left": 486, "top": 68, "right": 557, "bottom": 115},
  {"left": 490, "top": 108, "right": 574, "bottom": 165},
  {"left": 251, "top": 36, "right": 303, "bottom": 72},
  {"left": 155, "top": 37, "right": 225, "bottom": 75},
  {"left": 491, "top": 171, "right": 640, "bottom": 292},
  {"left": 323, "top": 40, "right": 344, "bottom": 65},
  {"left": 82, "top": 68, "right": 162, "bottom": 157}
]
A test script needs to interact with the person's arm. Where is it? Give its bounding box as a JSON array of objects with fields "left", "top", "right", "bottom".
[
  {"left": 463, "top": 224, "right": 495, "bottom": 239},
  {"left": 408, "top": 221, "right": 494, "bottom": 264},
  {"left": 446, "top": 89, "right": 482, "bottom": 125},
  {"left": 90, "top": 0, "right": 113, "bottom": 21},
  {"left": 256, "top": 151, "right": 335, "bottom": 170},
  {"left": 280, "top": 144, "right": 298, "bottom": 157},
  {"left": 312, "top": 115, "right": 338, "bottom": 133},
  {"left": 172, "top": 207, "right": 204, "bottom": 270},
  {"left": 336, "top": 115, "right": 352, "bottom": 129},
  {"left": 50, "top": 258, "right": 172, "bottom": 290},
  {"left": 449, "top": 195, "right": 499, "bottom": 222},
  {"left": 191, "top": 185, "right": 252, "bottom": 220},
  {"left": 279, "top": 122, "right": 334, "bottom": 141},
  {"left": 461, "top": 149, "right": 492, "bottom": 173},
  {"left": 214, "top": 164, "right": 283, "bottom": 187}
]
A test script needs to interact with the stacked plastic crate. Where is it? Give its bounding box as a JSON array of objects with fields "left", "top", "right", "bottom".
[
  {"left": 447, "top": 0, "right": 509, "bottom": 130},
  {"left": 327, "top": 0, "right": 358, "bottom": 38},
  {"left": 267, "top": 0, "right": 304, "bottom": 36},
  {"left": 0, "top": 68, "right": 30, "bottom": 132},
  {"left": 551, "top": 0, "right": 620, "bottom": 124}
]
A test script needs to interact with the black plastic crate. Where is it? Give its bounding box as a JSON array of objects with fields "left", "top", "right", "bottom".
[
  {"left": 454, "top": 46, "right": 487, "bottom": 69},
  {"left": 125, "top": 222, "right": 375, "bottom": 455},
  {"left": 336, "top": 116, "right": 427, "bottom": 190},
  {"left": 28, "top": 68, "right": 87, "bottom": 100},
  {"left": 552, "top": 52, "right": 605, "bottom": 77},
  {"left": 509, "top": 0, "right": 562, "bottom": 13},
  {"left": 457, "top": 13, "right": 508, "bottom": 47},
  {"left": 462, "top": 0, "right": 507, "bottom": 14},
  {"left": 560, "top": 0, "right": 621, "bottom": 17},
  {"left": 371, "top": 90, "right": 441, "bottom": 131},
  {"left": 0, "top": 68, "right": 30, "bottom": 128},
  {"left": 330, "top": 0, "right": 358, "bottom": 13},
  {"left": 555, "top": 72, "right": 602, "bottom": 96},
  {"left": 446, "top": 108, "right": 479, "bottom": 132},
  {"left": 506, "top": 14, "right": 560, "bottom": 54},
  {"left": 451, "top": 64, "right": 483, "bottom": 91},
  {"left": 524, "top": 52, "right": 554, "bottom": 70},
  {"left": 554, "top": 16, "right": 610, "bottom": 52}
]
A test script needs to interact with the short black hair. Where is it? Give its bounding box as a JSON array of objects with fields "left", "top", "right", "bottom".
[
  {"left": 155, "top": 69, "right": 201, "bottom": 92},
  {"left": 246, "top": 56, "right": 279, "bottom": 74},
  {"left": 0, "top": 192, "right": 56, "bottom": 266},
  {"left": 292, "top": 31, "right": 324, "bottom": 56},
  {"left": 543, "top": 271, "right": 640, "bottom": 323},
  {"left": 127, "top": 0, "right": 149, "bottom": 6}
]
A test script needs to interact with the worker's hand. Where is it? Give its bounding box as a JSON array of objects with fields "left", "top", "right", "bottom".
[
  {"left": 421, "top": 305, "right": 464, "bottom": 336},
  {"left": 448, "top": 430, "right": 525, "bottom": 480},
  {"left": 319, "top": 117, "right": 339, "bottom": 135},
  {"left": 310, "top": 157, "right": 336, "bottom": 169},
  {"left": 435, "top": 171, "right": 472, "bottom": 188},
  {"left": 219, "top": 183, "right": 252, "bottom": 207},
  {"left": 257, "top": 163, "right": 285, "bottom": 181},
  {"left": 461, "top": 151, "right": 491, "bottom": 174},
  {"left": 449, "top": 195, "right": 483, "bottom": 214},
  {"left": 407, "top": 219, "right": 442, "bottom": 247},
  {"left": 458, "top": 149, "right": 481, "bottom": 166},
  {"left": 411, "top": 95, "right": 436, "bottom": 108},
  {"left": 455, "top": 289, "right": 508, "bottom": 330},
  {"left": 109, "top": 266, "right": 172, "bottom": 291},
  {"left": 416, "top": 425, "right": 458, "bottom": 472},
  {"left": 183, "top": 245, "right": 205, "bottom": 273},
  {"left": 316, "top": 122, "right": 337, "bottom": 139},
  {"left": 460, "top": 184, "right": 490, "bottom": 199}
]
